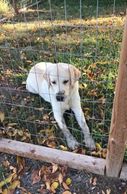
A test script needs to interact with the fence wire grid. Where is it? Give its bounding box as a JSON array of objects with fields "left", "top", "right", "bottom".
[{"left": 0, "top": 0, "right": 127, "bottom": 158}]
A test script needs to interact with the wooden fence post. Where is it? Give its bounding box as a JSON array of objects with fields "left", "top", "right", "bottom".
[{"left": 105, "top": 14, "right": 127, "bottom": 177}]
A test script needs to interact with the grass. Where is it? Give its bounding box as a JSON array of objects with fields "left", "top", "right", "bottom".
[
  {"left": 0, "top": 0, "right": 126, "bottom": 158},
  {"left": 0, "top": 0, "right": 13, "bottom": 16}
]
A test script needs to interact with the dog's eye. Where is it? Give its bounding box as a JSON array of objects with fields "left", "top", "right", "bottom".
[
  {"left": 63, "top": 80, "right": 69, "bottom": 84},
  {"left": 52, "top": 81, "right": 56, "bottom": 84}
]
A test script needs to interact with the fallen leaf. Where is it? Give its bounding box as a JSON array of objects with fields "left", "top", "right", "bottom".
[
  {"left": 101, "top": 148, "right": 107, "bottom": 159},
  {"left": 1, "top": 189, "right": 7, "bottom": 194},
  {"left": 39, "top": 185, "right": 47, "bottom": 194},
  {"left": 89, "top": 177, "right": 92, "bottom": 184},
  {"left": 2, "top": 180, "right": 20, "bottom": 194},
  {"left": 0, "top": 112, "right": 5, "bottom": 123},
  {"left": 106, "top": 189, "right": 111, "bottom": 194},
  {"left": 65, "top": 178, "right": 72, "bottom": 186},
  {"left": 45, "top": 181, "right": 51, "bottom": 190},
  {"left": 9, "top": 165, "right": 16, "bottom": 174},
  {"left": 92, "top": 177, "right": 97, "bottom": 186},
  {"left": 31, "top": 169, "right": 41, "bottom": 185},
  {"left": 51, "top": 181, "right": 59, "bottom": 189},
  {"left": 18, "top": 186, "right": 31, "bottom": 193},
  {"left": 50, "top": 181, "right": 59, "bottom": 193},
  {"left": 8, "top": 123, "right": 17, "bottom": 127},
  {"left": 8, "top": 180, "right": 20, "bottom": 190},
  {"left": 96, "top": 143, "right": 102, "bottom": 151},
  {"left": 62, "top": 191, "right": 72, "bottom": 194},
  {"left": 58, "top": 173, "right": 63, "bottom": 184},
  {"left": 0, "top": 173, "right": 16, "bottom": 188},
  {"left": 79, "top": 83, "right": 87, "bottom": 89},
  {"left": 16, "top": 156, "right": 25, "bottom": 175},
  {"left": 60, "top": 145, "right": 68, "bottom": 151},
  {"left": 62, "top": 182, "right": 70, "bottom": 190},
  {"left": 2, "top": 160, "right": 10, "bottom": 168},
  {"left": 52, "top": 163, "right": 58, "bottom": 173}
]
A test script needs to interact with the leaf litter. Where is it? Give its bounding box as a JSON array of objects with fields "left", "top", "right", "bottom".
[{"left": 0, "top": 153, "right": 127, "bottom": 194}]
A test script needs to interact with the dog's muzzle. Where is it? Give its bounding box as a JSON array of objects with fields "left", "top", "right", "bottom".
[{"left": 56, "top": 91, "right": 65, "bottom": 102}]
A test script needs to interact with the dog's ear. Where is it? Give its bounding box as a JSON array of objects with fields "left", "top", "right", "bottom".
[
  {"left": 69, "top": 65, "right": 81, "bottom": 86},
  {"left": 74, "top": 66, "right": 81, "bottom": 81}
]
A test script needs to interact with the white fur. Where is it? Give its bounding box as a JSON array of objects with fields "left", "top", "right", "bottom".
[{"left": 26, "top": 62, "right": 95, "bottom": 150}]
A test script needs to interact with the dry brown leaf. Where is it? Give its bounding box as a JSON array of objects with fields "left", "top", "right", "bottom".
[
  {"left": 62, "top": 191, "right": 72, "bottom": 194},
  {"left": 45, "top": 180, "right": 51, "bottom": 190},
  {"left": 0, "top": 112, "right": 5, "bottom": 123},
  {"left": 8, "top": 180, "right": 20, "bottom": 190},
  {"left": 2, "top": 160, "right": 10, "bottom": 168},
  {"left": 17, "top": 130, "right": 24, "bottom": 136},
  {"left": 1, "top": 189, "right": 7, "bottom": 194},
  {"left": 31, "top": 169, "right": 41, "bottom": 185},
  {"left": 8, "top": 123, "right": 17, "bottom": 127},
  {"left": 89, "top": 177, "right": 92, "bottom": 184},
  {"left": 106, "top": 189, "right": 111, "bottom": 194},
  {"left": 18, "top": 186, "right": 31, "bottom": 193},
  {"left": 5, "top": 69, "right": 12, "bottom": 76},
  {"left": 52, "top": 163, "right": 58, "bottom": 173},
  {"left": 16, "top": 156, "right": 25, "bottom": 175},
  {"left": 46, "top": 139, "right": 57, "bottom": 148},
  {"left": 62, "top": 182, "right": 70, "bottom": 190},
  {"left": 60, "top": 145, "right": 68, "bottom": 151},
  {"left": 39, "top": 186, "right": 47, "bottom": 194},
  {"left": 9, "top": 166, "right": 17, "bottom": 174},
  {"left": 92, "top": 177, "right": 97, "bottom": 186},
  {"left": 101, "top": 148, "right": 107, "bottom": 159},
  {"left": 58, "top": 173, "right": 63, "bottom": 184}
]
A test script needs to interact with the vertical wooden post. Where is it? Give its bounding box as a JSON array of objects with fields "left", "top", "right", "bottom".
[{"left": 105, "top": 14, "right": 127, "bottom": 177}]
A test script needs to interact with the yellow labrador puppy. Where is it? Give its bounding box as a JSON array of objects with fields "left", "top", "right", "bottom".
[{"left": 26, "top": 62, "right": 95, "bottom": 150}]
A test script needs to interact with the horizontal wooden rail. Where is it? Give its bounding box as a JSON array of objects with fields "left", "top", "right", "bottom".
[{"left": 0, "top": 138, "right": 127, "bottom": 179}]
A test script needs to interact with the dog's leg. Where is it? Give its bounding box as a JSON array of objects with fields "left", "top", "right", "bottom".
[
  {"left": 71, "top": 94, "right": 95, "bottom": 150},
  {"left": 53, "top": 110, "right": 79, "bottom": 150}
]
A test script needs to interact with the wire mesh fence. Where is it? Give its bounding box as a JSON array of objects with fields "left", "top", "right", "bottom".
[{"left": 0, "top": 0, "right": 126, "bottom": 158}]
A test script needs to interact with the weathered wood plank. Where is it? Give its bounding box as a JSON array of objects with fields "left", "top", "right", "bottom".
[
  {"left": 105, "top": 15, "right": 127, "bottom": 177},
  {"left": 0, "top": 138, "right": 127, "bottom": 179},
  {"left": 0, "top": 138, "right": 105, "bottom": 175}
]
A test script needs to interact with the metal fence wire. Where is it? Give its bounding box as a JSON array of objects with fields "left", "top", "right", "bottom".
[{"left": 0, "top": 0, "right": 127, "bottom": 158}]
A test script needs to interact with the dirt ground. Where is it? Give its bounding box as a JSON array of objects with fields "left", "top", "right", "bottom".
[{"left": 0, "top": 152, "right": 127, "bottom": 194}]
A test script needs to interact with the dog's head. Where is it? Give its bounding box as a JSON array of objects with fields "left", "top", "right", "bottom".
[{"left": 44, "top": 63, "right": 81, "bottom": 102}]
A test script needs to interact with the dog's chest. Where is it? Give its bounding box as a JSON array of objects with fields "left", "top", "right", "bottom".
[
  {"left": 60, "top": 100, "right": 70, "bottom": 111},
  {"left": 51, "top": 98, "right": 71, "bottom": 113}
]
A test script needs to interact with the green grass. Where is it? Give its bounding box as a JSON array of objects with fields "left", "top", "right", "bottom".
[{"left": 0, "top": 0, "right": 126, "bottom": 158}]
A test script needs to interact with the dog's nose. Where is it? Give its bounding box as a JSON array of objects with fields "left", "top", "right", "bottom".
[{"left": 56, "top": 91, "right": 65, "bottom": 102}]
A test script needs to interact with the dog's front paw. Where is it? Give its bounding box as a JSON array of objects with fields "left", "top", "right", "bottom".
[
  {"left": 66, "top": 137, "right": 79, "bottom": 150},
  {"left": 83, "top": 135, "right": 96, "bottom": 150}
]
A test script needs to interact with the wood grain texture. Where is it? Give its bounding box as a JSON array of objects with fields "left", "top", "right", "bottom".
[
  {"left": 105, "top": 15, "right": 127, "bottom": 177},
  {"left": 0, "top": 138, "right": 127, "bottom": 179},
  {"left": 0, "top": 138, "right": 105, "bottom": 175}
]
